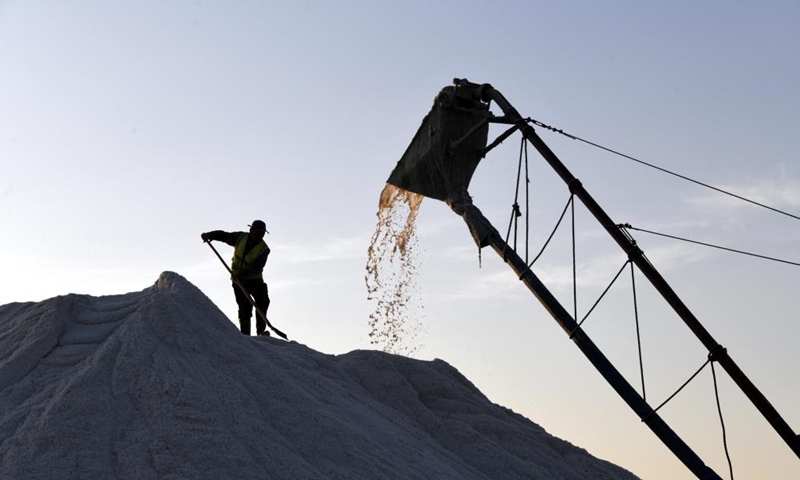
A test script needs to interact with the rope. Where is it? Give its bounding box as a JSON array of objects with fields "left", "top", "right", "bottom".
[
  {"left": 621, "top": 224, "right": 800, "bottom": 267},
  {"left": 526, "top": 195, "right": 574, "bottom": 269},
  {"left": 649, "top": 357, "right": 711, "bottom": 417},
  {"left": 516, "top": 137, "right": 524, "bottom": 255},
  {"left": 503, "top": 138, "right": 533, "bottom": 266},
  {"left": 631, "top": 262, "right": 646, "bottom": 401},
  {"left": 568, "top": 259, "right": 631, "bottom": 339},
  {"left": 526, "top": 118, "right": 800, "bottom": 222},
  {"left": 711, "top": 361, "right": 735, "bottom": 480},
  {"left": 524, "top": 140, "right": 531, "bottom": 263},
  {"left": 571, "top": 196, "right": 578, "bottom": 322},
  {"left": 642, "top": 350, "right": 735, "bottom": 478},
  {"left": 504, "top": 138, "right": 527, "bottom": 252},
  {"left": 504, "top": 207, "right": 518, "bottom": 249}
]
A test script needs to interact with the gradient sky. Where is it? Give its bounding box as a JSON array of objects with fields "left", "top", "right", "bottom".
[{"left": 2, "top": 2, "right": 799, "bottom": 479}]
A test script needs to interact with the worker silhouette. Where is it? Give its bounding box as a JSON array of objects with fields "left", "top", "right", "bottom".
[{"left": 202, "top": 220, "right": 271, "bottom": 336}]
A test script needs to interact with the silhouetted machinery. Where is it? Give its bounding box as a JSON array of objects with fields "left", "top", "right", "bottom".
[{"left": 387, "top": 78, "right": 799, "bottom": 480}]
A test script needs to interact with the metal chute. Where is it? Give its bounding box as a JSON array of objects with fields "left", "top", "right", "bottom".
[
  {"left": 387, "top": 85, "right": 490, "bottom": 204},
  {"left": 387, "top": 84, "right": 496, "bottom": 248}
]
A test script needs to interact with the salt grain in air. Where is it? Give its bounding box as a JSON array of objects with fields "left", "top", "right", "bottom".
[{"left": 365, "top": 184, "right": 426, "bottom": 355}]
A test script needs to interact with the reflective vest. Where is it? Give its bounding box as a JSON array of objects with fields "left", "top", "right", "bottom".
[{"left": 231, "top": 233, "right": 268, "bottom": 280}]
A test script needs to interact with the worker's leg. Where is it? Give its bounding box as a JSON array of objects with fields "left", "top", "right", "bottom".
[
  {"left": 246, "top": 280, "right": 271, "bottom": 335},
  {"left": 232, "top": 283, "right": 252, "bottom": 335}
]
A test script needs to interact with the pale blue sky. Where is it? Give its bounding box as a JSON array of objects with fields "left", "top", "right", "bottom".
[{"left": 2, "top": 2, "right": 799, "bottom": 479}]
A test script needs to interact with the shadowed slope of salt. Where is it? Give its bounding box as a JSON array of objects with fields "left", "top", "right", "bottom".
[{"left": 0, "top": 272, "right": 640, "bottom": 480}]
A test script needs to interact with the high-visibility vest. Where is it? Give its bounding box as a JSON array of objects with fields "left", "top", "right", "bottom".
[{"left": 231, "top": 233, "right": 268, "bottom": 279}]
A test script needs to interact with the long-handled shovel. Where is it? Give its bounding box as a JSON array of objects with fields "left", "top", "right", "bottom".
[{"left": 205, "top": 240, "right": 288, "bottom": 340}]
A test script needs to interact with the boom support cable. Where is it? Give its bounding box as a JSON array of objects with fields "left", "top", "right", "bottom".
[
  {"left": 621, "top": 223, "right": 800, "bottom": 268},
  {"left": 526, "top": 118, "right": 800, "bottom": 222}
]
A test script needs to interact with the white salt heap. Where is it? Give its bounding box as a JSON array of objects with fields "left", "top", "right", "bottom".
[{"left": 0, "top": 272, "right": 640, "bottom": 480}]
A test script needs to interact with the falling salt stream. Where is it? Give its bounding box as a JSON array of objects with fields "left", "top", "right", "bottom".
[{"left": 365, "top": 183, "right": 426, "bottom": 355}]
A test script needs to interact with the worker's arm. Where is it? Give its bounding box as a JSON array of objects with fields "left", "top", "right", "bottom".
[{"left": 201, "top": 230, "right": 243, "bottom": 247}]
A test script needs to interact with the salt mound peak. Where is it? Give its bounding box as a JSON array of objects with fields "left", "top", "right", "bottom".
[{"left": 0, "top": 272, "right": 640, "bottom": 480}]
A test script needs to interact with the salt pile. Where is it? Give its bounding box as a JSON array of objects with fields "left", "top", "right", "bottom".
[{"left": 0, "top": 272, "right": 640, "bottom": 480}]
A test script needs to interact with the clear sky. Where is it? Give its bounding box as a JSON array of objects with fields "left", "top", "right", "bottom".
[{"left": 1, "top": 2, "right": 798, "bottom": 479}]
